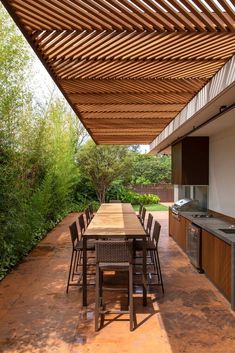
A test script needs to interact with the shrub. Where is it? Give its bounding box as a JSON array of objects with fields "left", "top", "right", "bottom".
[
  {"left": 139, "top": 193, "right": 160, "bottom": 205},
  {"left": 71, "top": 194, "right": 100, "bottom": 212},
  {"left": 108, "top": 186, "right": 160, "bottom": 205}
]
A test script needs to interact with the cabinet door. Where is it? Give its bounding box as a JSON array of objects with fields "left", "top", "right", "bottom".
[
  {"left": 169, "top": 209, "right": 174, "bottom": 237},
  {"left": 171, "top": 137, "right": 209, "bottom": 185},
  {"left": 177, "top": 216, "right": 186, "bottom": 252},
  {"left": 202, "top": 230, "right": 231, "bottom": 301},
  {"left": 169, "top": 210, "right": 187, "bottom": 252},
  {"left": 201, "top": 230, "right": 215, "bottom": 280},
  {"left": 214, "top": 238, "right": 231, "bottom": 300}
]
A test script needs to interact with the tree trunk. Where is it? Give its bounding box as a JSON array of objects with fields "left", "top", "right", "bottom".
[{"left": 97, "top": 189, "right": 106, "bottom": 203}]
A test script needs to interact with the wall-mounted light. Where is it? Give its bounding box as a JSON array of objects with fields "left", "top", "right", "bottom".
[{"left": 219, "top": 105, "right": 227, "bottom": 113}]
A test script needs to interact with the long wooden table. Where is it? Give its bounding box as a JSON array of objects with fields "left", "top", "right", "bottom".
[
  {"left": 83, "top": 203, "right": 147, "bottom": 306},
  {"left": 96, "top": 203, "right": 136, "bottom": 214}
]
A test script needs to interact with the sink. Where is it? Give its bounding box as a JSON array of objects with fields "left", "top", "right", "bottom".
[{"left": 218, "top": 228, "right": 235, "bottom": 234}]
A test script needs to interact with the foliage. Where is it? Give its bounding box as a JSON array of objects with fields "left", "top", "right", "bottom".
[
  {"left": 0, "top": 98, "right": 80, "bottom": 279},
  {"left": 134, "top": 176, "right": 151, "bottom": 185},
  {"left": 0, "top": 5, "right": 84, "bottom": 279},
  {"left": 78, "top": 141, "right": 133, "bottom": 202},
  {"left": 71, "top": 194, "right": 100, "bottom": 213},
  {"left": 131, "top": 153, "right": 171, "bottom": 184},
  {"left": 107, "top": 184, "right": 160, "bottom": 205}
]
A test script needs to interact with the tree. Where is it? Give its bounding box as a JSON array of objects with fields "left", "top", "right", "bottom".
[
  {"left": 78, "top": 141, "right": 132, "bottom": 202},
  {"left": 131, "top": 153, "right": 171, "bottom": 184}
]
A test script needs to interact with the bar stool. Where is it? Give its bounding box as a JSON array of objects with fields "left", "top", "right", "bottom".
[
  {"left": 88, "top": 204, "right": 94, "bottom": 219},
  {"left": 95, "top": 240, "right": 134, "bottom": 331},
  {"left": 150, "top": 220, "right": 164, "bottom": 294},
  {"left": 139, "top": 207, "right": 146, "bottom": 226},
  {"left": 78, "top": 213, "right": 86, "bottom": 234},
  {"left": 66, "top": 222, "right": 82, "bottom": 292},
  {"left": 134, "top": 212, "right": 153, "bottom": 273},
  {"left": 145, "top": 213, "right": 153, "bottom": 234},
  {"left": 137, "top": 204, "right": 143, "bottom": 221},
  {"left": 134, "top": 220, "right": 164, "bottom": 293},
  {"left": 78, "top": 213, "right": 95, "bottom": 266},
  {"left": 85, "top": 207, "right": 91, "bottom": 226}
]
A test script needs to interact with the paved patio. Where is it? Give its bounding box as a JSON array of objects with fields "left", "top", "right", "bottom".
[{"left": 0, "top": 211, "right": 235, "bottom": 353}]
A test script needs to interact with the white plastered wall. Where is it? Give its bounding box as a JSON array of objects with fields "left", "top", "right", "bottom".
[{"left": 209, "top": 125, "right": 235, "bottom": 217}]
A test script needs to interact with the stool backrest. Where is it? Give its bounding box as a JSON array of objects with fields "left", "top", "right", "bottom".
[
  {"left": 96, "top": 240, "right": 133, "bottom": 263},
  {"left": 141, "top": 207, "right": 146, "bottom": 224},
  {"left": 146, "top": 213, "right": 153, "bottom": 235},
  {"left": 78, "top": 214, "right": 86, "bottom": 236},
  {"left": 85, "top": 207, "right": 90, "bottom": 225},
  {"left": 69, "top": 222, "right": 79, "bottom": 249},
  {"left": 88, "top": 204, "right": 93, "bottom": 217},
  {"left": 152, "top": 220, "right": 161, "bottom": 245},
  {"left": 139, "top": 204, "right": 143, "bottom": 216}
]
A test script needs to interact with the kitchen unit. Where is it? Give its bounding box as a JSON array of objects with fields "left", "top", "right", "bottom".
[
  {"left": 169, "top": 207, "right": 235, "bottom": 310},
  {"left": 169, "top": 210, "right": 191, "bottom": 253},
  {"left": 171, "top": 137, "right": 209, "bottom": 185},
  {"left": 169, "top": 198, "right": 202, "bottom": 253},
  {"left": 201, "top": 229, "right": 231, "bottom": 301}
]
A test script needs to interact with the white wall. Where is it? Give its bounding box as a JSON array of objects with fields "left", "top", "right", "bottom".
[{"left": 209, "top": 125, "right": 235, "bottom": 217}]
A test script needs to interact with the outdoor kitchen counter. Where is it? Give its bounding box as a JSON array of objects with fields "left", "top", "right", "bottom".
[
  {"left": 180, "top": 211, "right": 235, "bottom": 311},
  {"left": 180, "top": 211, "right": 235, "bottom": 246}
]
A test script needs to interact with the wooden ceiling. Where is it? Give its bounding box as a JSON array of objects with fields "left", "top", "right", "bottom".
[{"left": 2, "top": 0, "right": 235, "bottom": 144}]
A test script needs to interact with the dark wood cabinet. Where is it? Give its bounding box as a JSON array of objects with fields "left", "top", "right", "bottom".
[
  {"left": 171, "top": 137, "right": 209, "bottom": 185},
  {"left": 169, "top": 209, "right": 187, "bottom": 252},
  {"left": 170, "top": 211, "right": 232, "bottom": 303},
  {"left": 201, "top": 230, "right": 231, "bottom": 301}
]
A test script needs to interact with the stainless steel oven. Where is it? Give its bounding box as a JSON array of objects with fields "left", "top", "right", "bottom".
[{"left": 186, "top": 223, "right": 203, "bottom": 273}]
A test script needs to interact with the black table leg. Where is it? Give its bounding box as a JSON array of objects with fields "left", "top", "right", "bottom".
[{"left": 83, "top": 237, "right": 87, "bottom": 306}]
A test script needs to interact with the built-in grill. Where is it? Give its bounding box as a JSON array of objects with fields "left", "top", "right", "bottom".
[{"left": 171, "top": 198, "right": 201, "bottom": 215}]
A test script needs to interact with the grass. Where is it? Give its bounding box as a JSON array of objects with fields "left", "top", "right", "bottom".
[{"left": 132, "top": 203, "right": 169, "bottom": 211}]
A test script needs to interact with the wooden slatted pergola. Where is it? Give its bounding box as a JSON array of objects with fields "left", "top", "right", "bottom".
[{"left": 2, "top": 0, "right": 235, "bottom": 144}]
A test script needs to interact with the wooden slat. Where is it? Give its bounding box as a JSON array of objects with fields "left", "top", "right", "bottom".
[
  {"left": 51, "top": 58, "right": 225, "bottom": 79},
  {"left": 32, "top": 31, "right": 235, "bottom": 61},
  {"left": 59, "top": 79, "right": 203, "bottom": 94},
  {"left": 68, "top": 92, "right": 192, "bottom": 105},
  {"left": 77, "top": 104, "right": 185, "bottom": 112},
  {"left": 10, "top": 0, "right": 235, "bottom": 32},
  {"left": 86, "top": 122, "right": 169, "bottom": 129},
  {"left": 3, "top": 0, "right": 235, "bottom": 144},
  {"left": 82, "top": 112, "right": 175, "bottom": 119}
]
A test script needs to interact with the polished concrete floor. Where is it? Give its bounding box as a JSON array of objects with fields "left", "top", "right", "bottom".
[{"left": 0, "top": 211, "right": 235, "bottom": 353}]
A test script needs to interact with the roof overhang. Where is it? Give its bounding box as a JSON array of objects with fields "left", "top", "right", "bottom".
[
  {"left": 2, "top": 1, "right": 235, "bottom": 145},
  {"left": 149, "top": 55, "right": 235, "bottom": 154}
]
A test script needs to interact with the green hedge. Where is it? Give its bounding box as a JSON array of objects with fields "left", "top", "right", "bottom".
[
  {"left": 0, "top": 102, "right": 80, "bottom": 280},
  {"left": 107, "top": 185, "right": 160, "bottom": 205}
]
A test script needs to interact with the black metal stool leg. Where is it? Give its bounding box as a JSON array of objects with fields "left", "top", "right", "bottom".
[
  {"left": 95, "top": 264, "right": 100, "bottom": 331},
  {"left": 66, "top": 250, "right": 75, "bottom": 293}
]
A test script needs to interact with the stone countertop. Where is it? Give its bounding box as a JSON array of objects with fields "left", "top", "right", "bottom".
[{"left": 180, "top": 211, "right": 235, "bottom": 246}]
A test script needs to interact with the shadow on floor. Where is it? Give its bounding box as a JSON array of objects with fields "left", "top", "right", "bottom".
[{"left": 0, "top": 212, "right": 235, "bottom": 353}]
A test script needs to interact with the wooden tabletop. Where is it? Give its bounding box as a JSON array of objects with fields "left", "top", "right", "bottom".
[
  {"left": 96, "top": 203, "right": 136, "bottom": 214},
  {"left": 82, "top": 202, "right": 147, "bottom": 307},
  {"left": 84, "top": 204, "right": 146, "bottom": 238}
]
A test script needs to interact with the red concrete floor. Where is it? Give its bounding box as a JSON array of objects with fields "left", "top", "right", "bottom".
[{"left": 0, "top": 211, "right": 235, "bottom": 353}]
